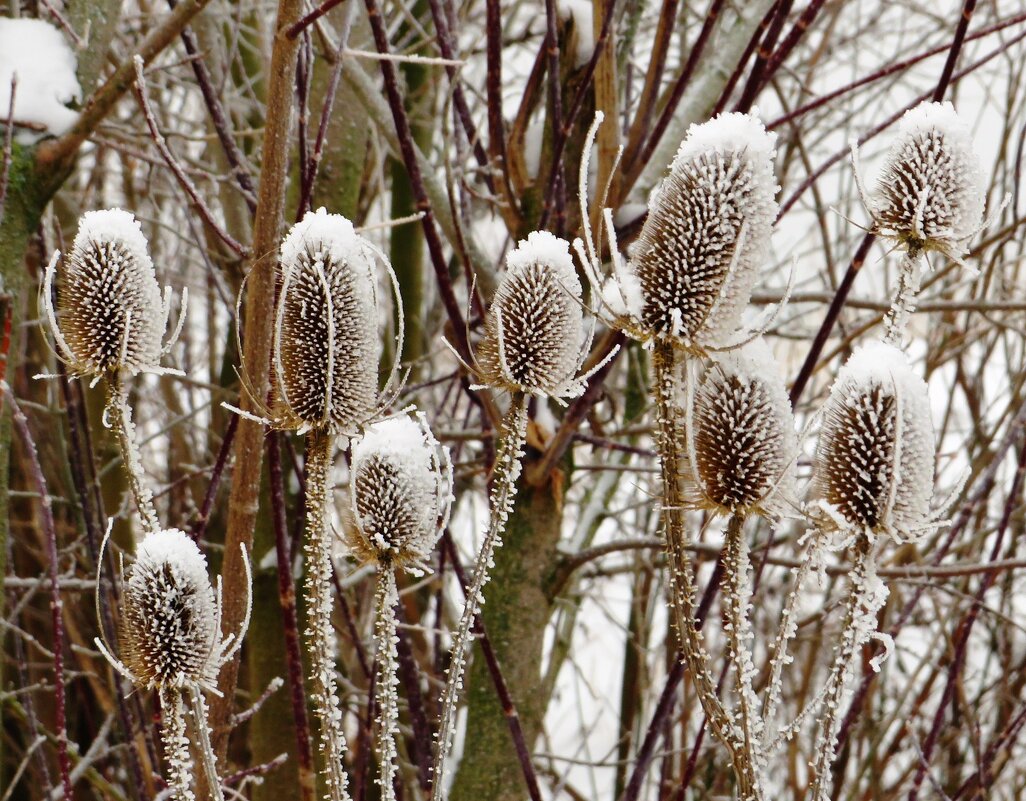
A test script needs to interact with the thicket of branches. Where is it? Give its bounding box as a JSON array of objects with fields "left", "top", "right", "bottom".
[{"left": 2, "top": 0, "right": 1026, "bottom": 800}]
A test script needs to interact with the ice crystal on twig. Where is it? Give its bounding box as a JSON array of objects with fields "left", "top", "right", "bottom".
[
  {"left": 95, "top": 528, "right": 251, "bottom": 801},
  {"left": 682, "top": 338, "right": 798, "bottom": 518},
  {"left": 810, "top": 341, "right": 935, "bottom": 542},
  {"left": 598, "top": 112, "right": 779, "bottom": 351}
]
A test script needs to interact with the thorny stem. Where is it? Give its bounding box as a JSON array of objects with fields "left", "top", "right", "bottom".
[
  {"left": 807, "top": 536, "right": 877, "bottom": 801},
  {"left": 721, "top": 514, "right": 763, "bottom": 799},
  {"left": 303, "top": 429, "right": 353, "bottom": 801},
  {"left": 882, "top": 246, "right": 923, "bottom": 347},
  {"left": 188, "top": 688, "right": 225, "bottom": 801},
  {"left": 373, "top": 570, "right": 401, "bottom": 801},
  {"left": 159, "top": 686, "right": 196, "bottom": 801},
  {"left": 104, "top": 375, "right": 160, "bottom": 535},
  {"left": 431, "top": 393, "right": 529, "bottom": 801},
  {"left": 650, "top": 343, "right": 751, "bottom": 797}
]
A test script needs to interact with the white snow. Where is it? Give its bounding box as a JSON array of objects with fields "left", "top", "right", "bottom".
[
  {"left": 74, "top": 208, "right": 154, "bottom": 275},
  {"left": 134, "top": 528, "right": 212, "bottom": 589},
  {"left": 505, "top": 230, "right": 581, "bottom": 297},
  {"left": 671, "top": 110, "right": 778, "bottom": 172},
  {"left": 897, "top": 100, "right": 973, "bottom": 144},
  {"left": 281, "top": 207, "right": 365, "bottom": 268},
  {"left": 353, "top": 414, "right": 436, "bottom": 475},
  {"left": 556, "top": 0, "right": 594, "bottom": 68},
  {"left": 0, "top": 18, "right": 80, "bottom": 141}
]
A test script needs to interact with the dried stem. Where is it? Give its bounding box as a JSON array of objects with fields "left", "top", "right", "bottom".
[
  {"left": 372, "top": 570, "right": 400, "bottom": 801},
  {"left": 650, "top": 342, "right": 750, "bottom": 795},
  {"left": 159, "top": 687, "right": 195, "bottom": 801},
  {"left": 188, "top": 688, "right": 225, "bottom": 801},
  {"left": 104, "top": 376, "right": 160, "bottom": 535},
  {"left": 303, "top": 429, "right": 352, "bottom": 801},
  {"left": 5, "top": 386, "right": 74, "bottom": 800},
  {"left": 882, "top": 246, "right": 923, "bottom": 347},
  {"left": 431, "top": 393, "right": 529, "bottom": 801}
]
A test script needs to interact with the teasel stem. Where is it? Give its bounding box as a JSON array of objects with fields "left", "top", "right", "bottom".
[
  {"left": 187, "top": 687, "right": 225, "bottom": 801},
  {"left": 303, "top": 428, "right": 352, "bottom": 801},
  {"left": 808, "top": 534, "right": 875, "bottom": 801},
  {"left": 159, "top": 686, "right": 196, "bottom": 801},
  {"left": 103, "top": 374, "right": 160, "bottom": 534},
  {"left": 651, "top": 342, "right": 755, "bottom": 798},
  {"left": 373, "top": 569, "right": 400, "bottom": 801},
  {"left": 721, "top": 514, "right": 764, "bottom": 798},
  {"left": 431, "top": 393, "right": 529, "bottom": 801},
  {"left": 882, "top": 245, "right": 923, "bottom": 347}
]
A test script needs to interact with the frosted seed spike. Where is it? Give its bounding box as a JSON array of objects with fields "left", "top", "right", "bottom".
[{"left": 809, "top": 341, "right": 935, "bottom": 542}]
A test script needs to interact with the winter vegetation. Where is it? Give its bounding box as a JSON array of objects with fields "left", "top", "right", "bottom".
[{"left": 2, "top": 1, "right": 1026, "bottom": 801}]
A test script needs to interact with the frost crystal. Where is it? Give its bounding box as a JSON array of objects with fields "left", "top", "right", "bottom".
[
  {"left": 120, "top": 529, "right": 220, "bottom": 691},
  {"left": 346, "top": 413, "right": 452, "bottom": 573},
  {"left": 274, "top": 208, "right": 383, "bottom": 434},
  {"left": 620, "top": 112, "right": 779, "bottom": 348},
  {"left": 477, "top": 231, "right": 589, "bottom": 398},
  {"left": 48, "top": 209, "right": 166, "bottom": 378},
  {"left": 810, "top": 341, "right": 935, "bottom": 539},
  {"left": 866, "top": 101, "right": 985, "bottom": 261},
  {"left": 683, "top": 338, "right": 797, "bottom": 517},
  {"left": 0, "top": 18, "right": 80, "bottom": 141}
]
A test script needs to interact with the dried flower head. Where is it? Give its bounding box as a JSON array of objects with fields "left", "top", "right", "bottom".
[
  {"left": 42, "top": 209, "right": 179, "bottom": 380},
  {"left": 119, "top": 529, "right": 221, "bottom": 691},
  {"left": 810, "top": 342, "right": 936, "bottom": 540},
  {"left": 476, "top": 231, "right": 592, "bottom": 399},
  {"left": 605, "top": 112, "right": 779, "bottom": 349},
  {"left": 683, "top": 339, "right": 797, "bottom": 517},
  {"left": 272, "top": 208, "right": 386, "bottom": 435},
  {"left": 96, "top": 528, "right": 250, "bottom": 695},
  {"left": 345, "top": 413, "right": 452, "bottom": 574},
  {"left": 860, "top": 101, "right": 985, "bottom": 262}
]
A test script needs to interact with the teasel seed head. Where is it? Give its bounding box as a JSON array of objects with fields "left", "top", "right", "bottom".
[
  {"left": 119, "top": 529, "right": 221, "bottom": 691},
  {"left": 46, "top": 209, "right": 166, "bottom": 378},
  {"left": 865, "top": 101, "right": 985, "bottom": 261},
  {"left": 274, "top": 208, "right": 385, "bottom": 435},
  {"left": 345, "top": 413, "right": 452, "bottom": 574},
  {"left": 682, "top": 338, "right": 798, "bottom": 518},
  {"left": 810, "top": 341, "right": 935, "bottom": 540},
  {"left": 476, "top": 231, "right": 589, "bottom": 398},
  {"left": 615, "top": 112, "right": 779, "bottom": 349}
]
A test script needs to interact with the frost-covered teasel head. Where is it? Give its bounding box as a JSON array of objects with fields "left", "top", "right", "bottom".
[
  {"left": 810, "top": 342, "right": 936, "bottom": 541},
  {"left": 603, "top": 112, "right": 779, "bottom": 350},
  {"left": 858, "top": 101, "right": 985, "bottom": 263},
  {"left": 344, "top": 413, "right": 452, "bottom": 574},
  {"left": 682, "top": 339, "right": 798, "bottom": 518},
  {"left": 475, "top": 231, "right": 598, "bottom": 400},
  {"left": 42, "top": 209, "right": 182, "bottom": 380},
  {"left": 271, "top": 208, "right": 389, "bottom": 435},
  {"left": 95, "top": 529, "right": 250, "bottom": 694}
]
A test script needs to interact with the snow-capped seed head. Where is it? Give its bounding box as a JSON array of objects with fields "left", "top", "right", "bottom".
[
  {"left": 626, "top": 112, "right": 779, "bottom": 347},
  {"left": 53, "top": 209, "right": 164, "bottom": 377},
  {"left": 810, "top": 342, "right": 935, "bottom": 538},
  {"left": 274, "top": 208, "right": 382, "bottom": 434},
  {"left": 869, "top": 101, "right": 984, "bottom": 259},
  {"left": 345, "top": 414, "right": 452, "bottom": 573},
  {"left": 683, "top": 338, "right": 797, "bottom": 517},
  {"left": 119, "top": 529, "right": 220, "bottom": 691},
  {"left": 477, "top": 231, "right": 586, "bottom": 396}
]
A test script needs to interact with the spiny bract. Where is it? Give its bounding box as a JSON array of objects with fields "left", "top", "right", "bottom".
[
  {"left": 810, "top": 341, "right": 935, "bottom": 539},
  {"left": 345, "top": 414, "right": 451, "bottom": 573},
  {"left": 274, "top": 207, "right": 382, "bottom": 434},
  {"left": 119, "top": 529, "right": 220, "bottom": 691},
  {"left": 476, "top": 230, "right": 586, "bottom": 397},
  {"left": 52, "top": 209, "right": 164, "bottom": 377},
  {"left": 615, "top": 112, "right": 779, "bottom": 348},
  {"left": 683, "top": 338, "right": 797, "bottom": 517},
  {"left": 868, "top": 101, "right": 984, "bottom": 260}
]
